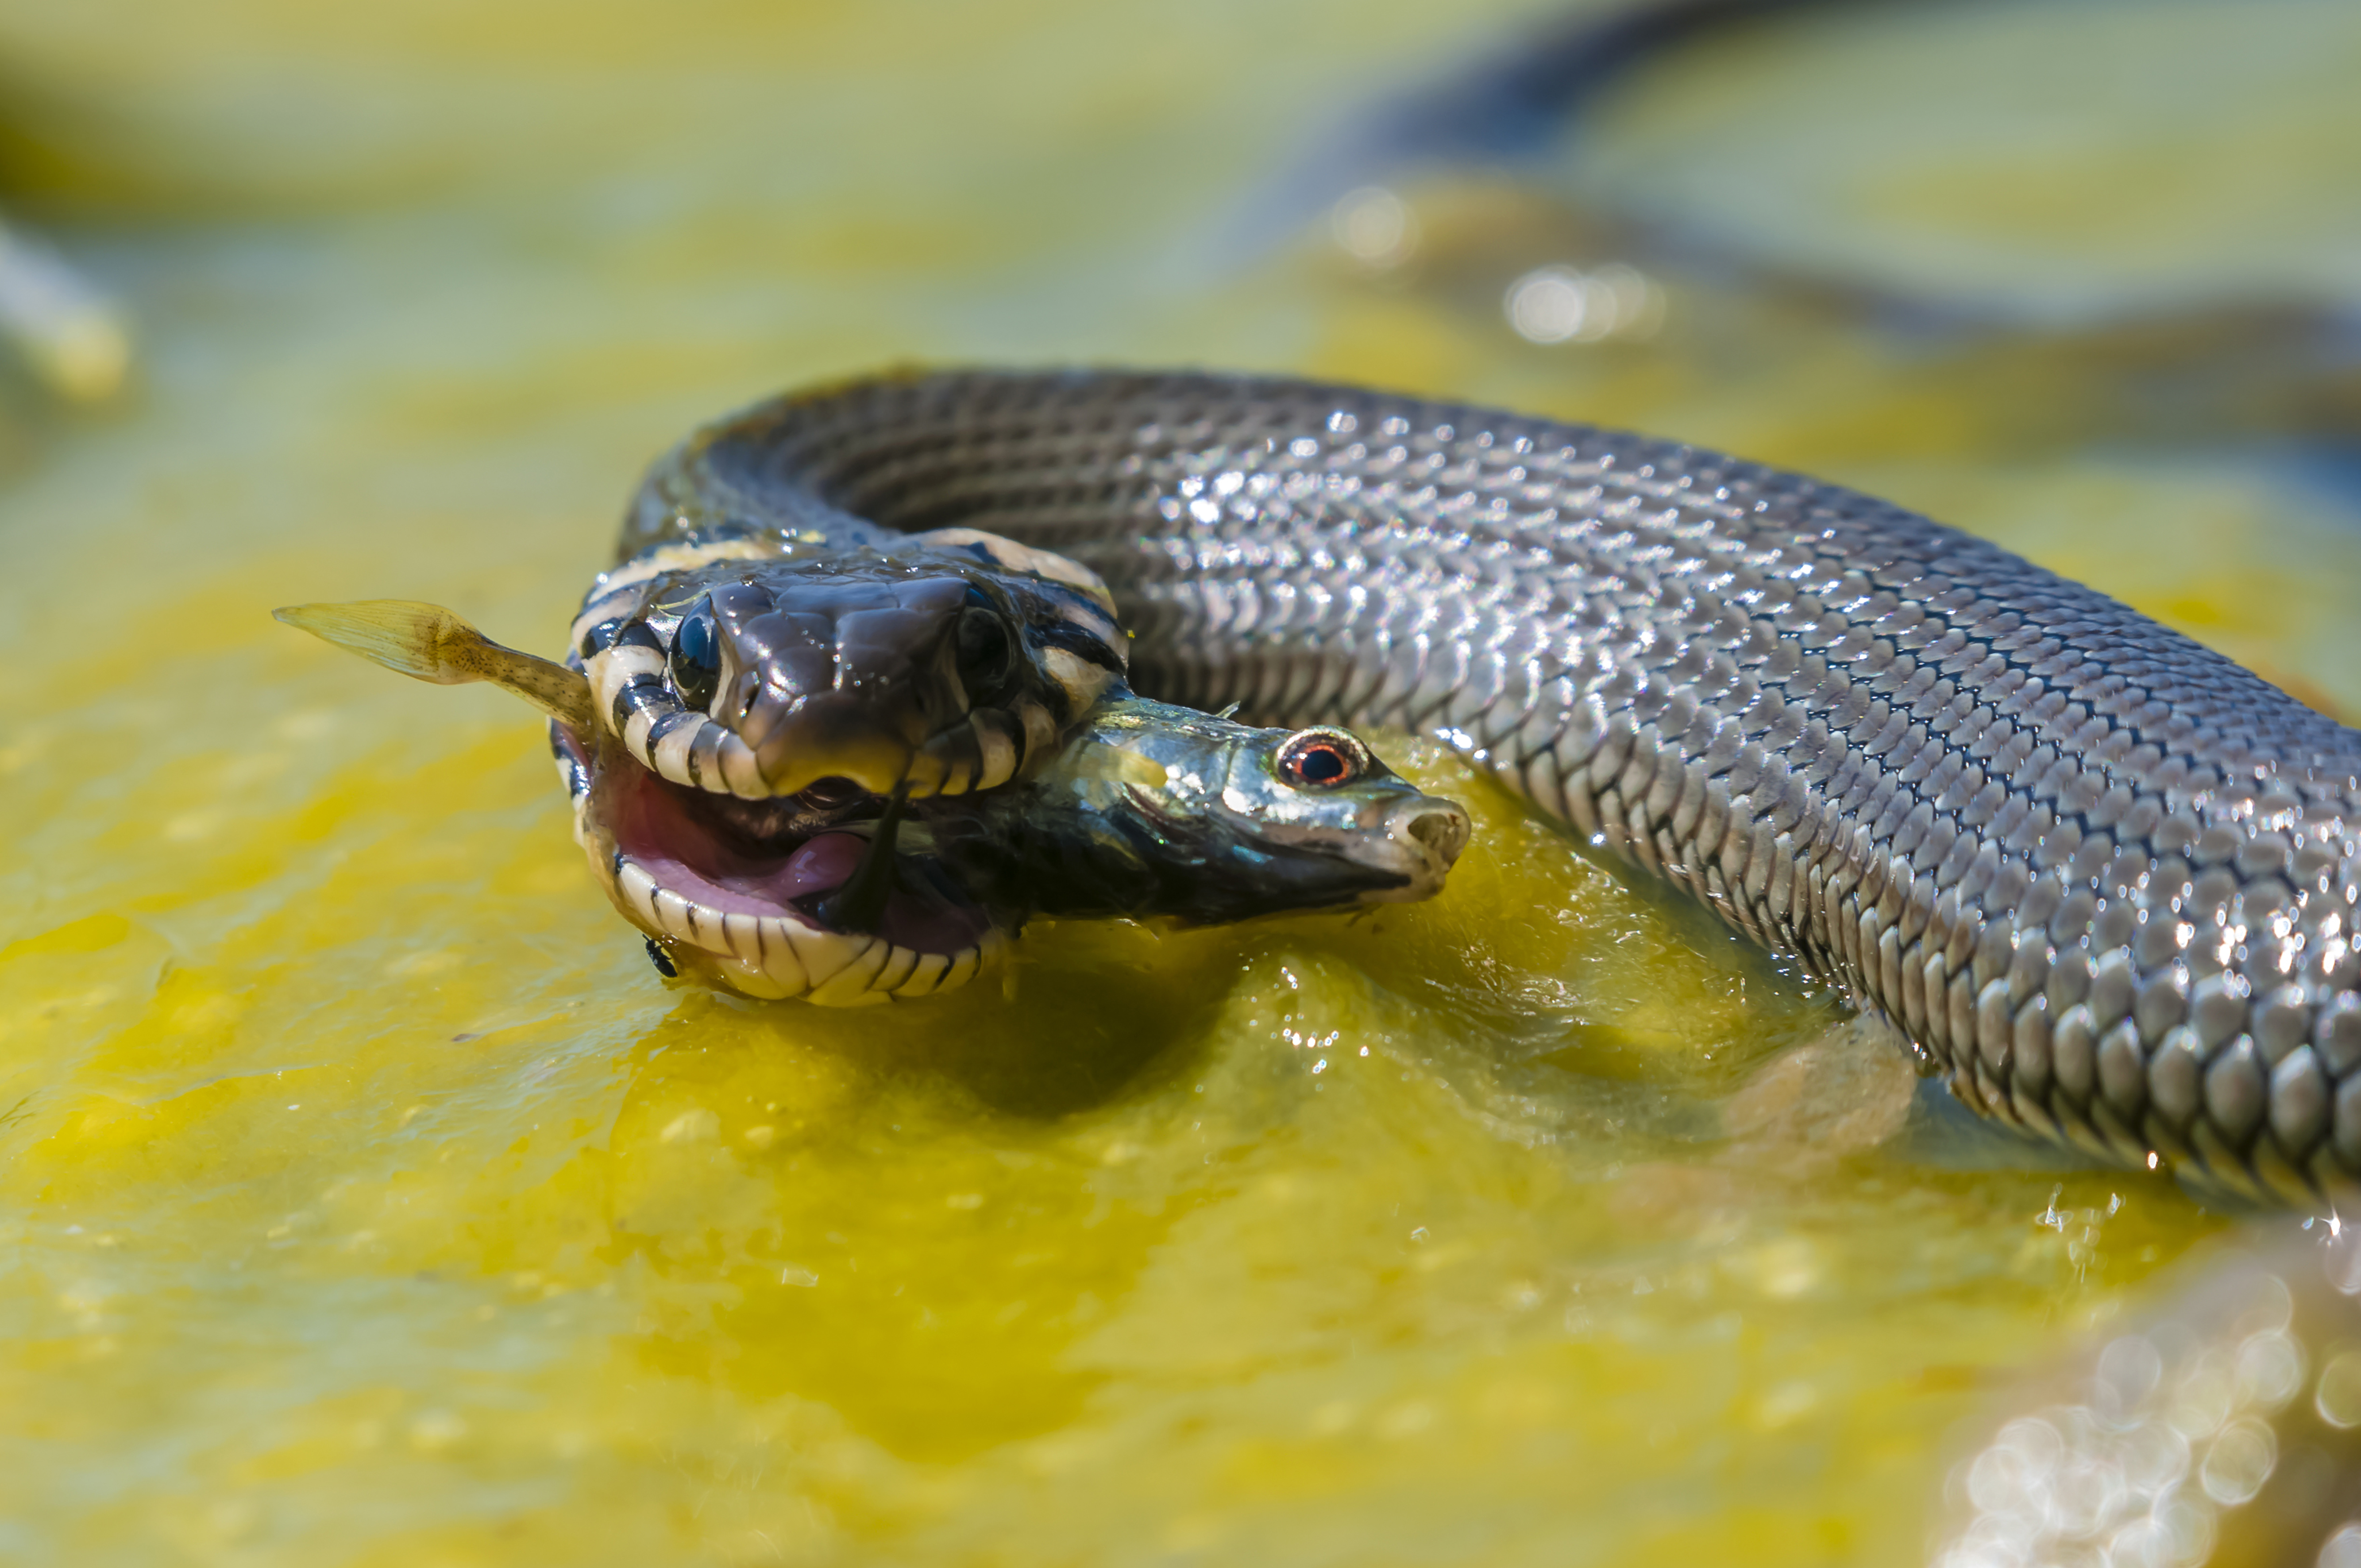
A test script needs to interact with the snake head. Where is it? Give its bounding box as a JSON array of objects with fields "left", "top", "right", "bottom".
[
  {"left": 570, "top": 538, "right": 1126, "bottom": 801},
  {"left": 545, "top": 526, "right": 1137, "bottom": 1005}
]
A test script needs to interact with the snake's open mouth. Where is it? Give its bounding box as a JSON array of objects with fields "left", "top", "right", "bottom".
[{"left": 561, "top": 728, "right": 997, "bottom": 1005}]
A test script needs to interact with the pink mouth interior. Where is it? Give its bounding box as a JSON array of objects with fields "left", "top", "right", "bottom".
[{"left": 604, "top": 756, "right": 988, "bottom": 956}]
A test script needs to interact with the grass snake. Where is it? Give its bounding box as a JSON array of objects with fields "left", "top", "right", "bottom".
[{"left": 638, "top": 366, "right": 2361, "bottom": 1208}]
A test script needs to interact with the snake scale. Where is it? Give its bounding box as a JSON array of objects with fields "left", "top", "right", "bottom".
[{"left": 632, "top": 367, "right": 2361, "bottom": 1206}]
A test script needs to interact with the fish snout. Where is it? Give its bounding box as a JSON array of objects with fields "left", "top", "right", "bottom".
[{"left": 1368, "top": 792, "right": 1470, "bottom": 901}]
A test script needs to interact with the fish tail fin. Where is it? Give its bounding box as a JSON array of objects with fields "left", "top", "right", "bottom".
[
  {"left": 272, "top": 599, "right": 485, "bottom": 684},
  {"left": 273, "top": 599, "right": 597, "bottom": 732}
]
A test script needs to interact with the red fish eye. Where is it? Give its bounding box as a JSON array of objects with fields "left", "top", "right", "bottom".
[{"left": 1279, "top": 733, "right": 1360, "bottom": 788}]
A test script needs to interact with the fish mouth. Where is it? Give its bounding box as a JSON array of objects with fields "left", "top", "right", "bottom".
[
  {"left": 1090, "top": 784, "right": 1470, "bottom": 925},
  {"left": 565, "top": 728, "right": 999, "bottom": 1006},
  {"left": 1359, "top": 794, "right": 1472, "bottom": 903}
]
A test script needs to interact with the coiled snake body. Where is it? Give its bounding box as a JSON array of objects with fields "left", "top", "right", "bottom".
[{"left": 639, "top": 368, "right": 2361, "bottom": 1205}]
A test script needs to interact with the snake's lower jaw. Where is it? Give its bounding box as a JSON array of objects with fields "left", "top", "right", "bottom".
[
  {"left": 601, "top": 842, "right": 1001, "bottom": 1006},
  {"left": 564, "top": 728, "right": 1001, "bottom": 1005},
  {"left": 639, "top": 906, "right": 1004, "bottom": 1008}
]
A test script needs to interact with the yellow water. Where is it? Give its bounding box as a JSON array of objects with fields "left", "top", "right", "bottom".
[{"left": 4, "top": 3, "right": 2358, "bottom": 1564}]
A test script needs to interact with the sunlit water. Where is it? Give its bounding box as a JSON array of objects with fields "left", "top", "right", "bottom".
[{"left": 3, "top": 2, "right": 2359, "bottom": 1563}]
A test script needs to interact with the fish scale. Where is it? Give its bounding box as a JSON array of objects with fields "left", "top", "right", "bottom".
[{"left": 638, "top": 368, "right": 2361, "bottom": 1206}]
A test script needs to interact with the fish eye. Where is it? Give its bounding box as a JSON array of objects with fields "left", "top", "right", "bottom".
[
  {"left": 954, "top": 604, "right": 1016, "bottom": 697},
  {"left": 1277, "top": 730, "right": 1364, "bottom": 789},
  {"left": 668, "top": 600, "right": 721, "bottom": 711}
]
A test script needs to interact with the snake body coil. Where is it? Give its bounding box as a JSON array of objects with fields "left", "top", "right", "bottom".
[{"left": 634, "top": 368, "right": 2361, "bottom": 1203}]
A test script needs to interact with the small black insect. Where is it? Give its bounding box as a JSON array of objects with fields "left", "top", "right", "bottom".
[{"left": 645, "top": 937, "right": 679, "bottom": 978}]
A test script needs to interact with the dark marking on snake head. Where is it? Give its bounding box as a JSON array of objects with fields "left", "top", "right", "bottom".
[{"left": 579, "top": 618, "right": 624, "bottom": 659}]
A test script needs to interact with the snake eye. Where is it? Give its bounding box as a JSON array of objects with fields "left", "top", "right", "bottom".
[
  {"left": 954, "top": 604, "right": 1016, "bottom": 699},
  {"left": 1277, "top": 730, "right": 1364, "bottom": 789},
  {"left": 668, "top": 601, "right": 721, "bottom": 712}
]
